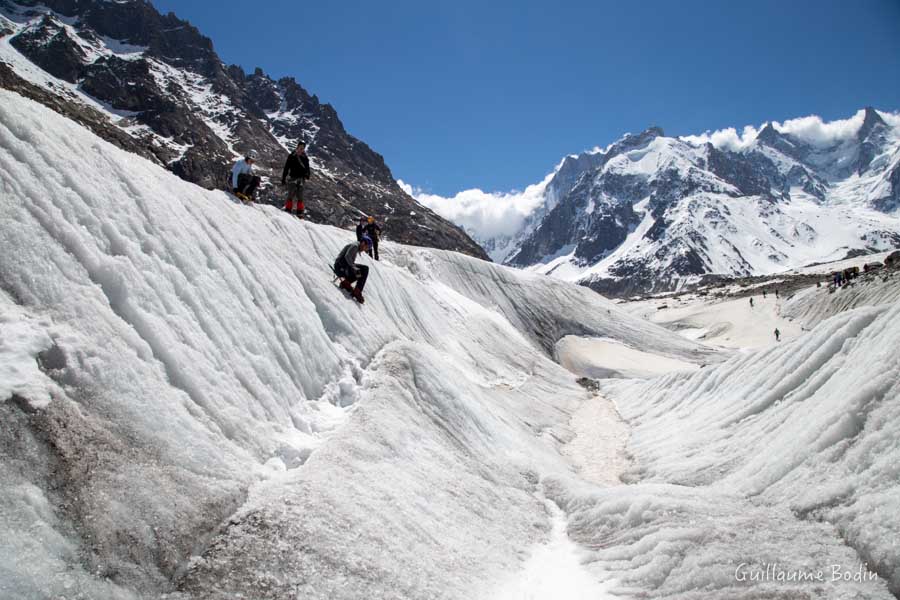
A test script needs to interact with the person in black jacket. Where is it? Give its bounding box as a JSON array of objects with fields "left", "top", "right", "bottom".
[
  {"left": 281, "top": 142, "right": 311, "bottom": 218},
  {"left": 355, "top": 216, "right": 367, "bottom": 241},
  {"left": 363, "top": 216, "right": 382, "bottom": 260}
]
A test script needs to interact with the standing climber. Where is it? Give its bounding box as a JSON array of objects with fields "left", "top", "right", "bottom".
[
  {"left": 749, "top": 297, "right": 754, "bottom": 308},
  {"left": 231, "top": 150, "right": 261, "bottom": 201},
  {"left": 774, "top": 328, "right": 781, "bottom": 342},
  {"left": 364, "top": 216, "right": 383, "bottom": 260},
  {"left": 356, "top": 215, "right": 368, "bottom": 242},
  {"left": 282, "top": 141, "right": 311, "bottom": 218},
  {"left": 333, "top": 236, "right": 371, "bottom": 304}
]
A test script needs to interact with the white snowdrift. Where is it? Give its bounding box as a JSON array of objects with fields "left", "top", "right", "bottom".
[
  {"left": 0, "top": 89, "right": 708, "bottom": 599},
  {"left": 556, "top": 335, "right": 699, "bottom": 379}
]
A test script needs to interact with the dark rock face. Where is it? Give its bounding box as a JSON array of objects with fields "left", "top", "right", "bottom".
[
  {"left": 510, "top": 179, "right": 640, "bottom": 268},
  {"left": 10, "top": 15, "right": 87, "bottom": 82},
  {"left": 856, "top": 107, "right": 890, "bottom": 174},
  {"left": 508, "top": 129, "right": 663, "bottom": 267},
  {"left": 81, "top": 56, "right": 160, "bottom": 111},
  {"left": 873, "top": 163, "right": 900, "bottom": 213},
  {"left": 707, "top": 145, "right": 779, "bottom": 199},
  {"left": 0, "top": 0, "right": 487, "bottom": 259}
]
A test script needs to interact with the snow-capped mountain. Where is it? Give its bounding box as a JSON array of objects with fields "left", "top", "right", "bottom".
[
  {"left": 484, "top": 109, "right": 900, "bottom": 296},
  {"left": 0, "top": 0, "right": 487, "bottom": 258}
]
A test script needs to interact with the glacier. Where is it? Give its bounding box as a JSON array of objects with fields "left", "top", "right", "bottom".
[{"left": 1, "top": 88, "right": 899, "bottom": 600}]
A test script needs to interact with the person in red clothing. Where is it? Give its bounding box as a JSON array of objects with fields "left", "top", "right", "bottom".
[{"left": 281, "top": 142, "right": 311, "bottom": 218}]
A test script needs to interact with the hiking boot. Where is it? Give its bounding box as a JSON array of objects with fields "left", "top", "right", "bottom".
[
  {"left": 352, "top": 288, "right": 365, "bottom": 304},
  {"left": 339, "top": 279, "right": 353, "bottom": 293}
]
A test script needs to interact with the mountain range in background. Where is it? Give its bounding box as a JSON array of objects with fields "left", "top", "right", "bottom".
[
  {"left": 422, "top": 109, "right": 900, "bottom": 297},
  {"left": 0, "top": 0, "right": 488, "bottom": 259}
]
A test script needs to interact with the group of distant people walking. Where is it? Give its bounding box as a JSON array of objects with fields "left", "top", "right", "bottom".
[{"left": 748, "top": 288, "right": 782, "bottom": 342}]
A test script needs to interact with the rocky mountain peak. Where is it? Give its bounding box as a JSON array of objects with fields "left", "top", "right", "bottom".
[
  {"left": 859, "top": 106, "right": 887, "bottom": 139},
  {"left": 756, "top": 121, "right": 811, "bottom": 164},
  {"left": 756, "top": 122, "right": 781, "bottom": 144},
  {"left": 856, "top": 107, "right": 890, "bottom": 174}
]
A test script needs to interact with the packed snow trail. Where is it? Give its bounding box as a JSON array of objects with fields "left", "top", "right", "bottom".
[
  {"left": 625, "top": 291, "right": 804, "bottom": 349},
  {"left": 0, "top": 90, "right": 710, "bottom": 599}
]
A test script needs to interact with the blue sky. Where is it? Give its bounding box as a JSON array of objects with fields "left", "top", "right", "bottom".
[{"left": 152, "top": 0, "right": 900, "bottom": 196}]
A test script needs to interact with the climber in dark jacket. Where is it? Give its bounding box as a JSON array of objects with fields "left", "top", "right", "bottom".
[
  {"left": 281, "top": 142, "right": 311, "bottom": 218},
  {"left": 363, "top": 216, "right": 382, "bottom": 260},
  {"left": 333, "top": 236, "right": 371, "bottom": 303},
  {"left": 355, "top": 216, "right": 368, "bottom": 241}
]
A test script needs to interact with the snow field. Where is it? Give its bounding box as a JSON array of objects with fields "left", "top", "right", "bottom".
[
  {"left": 625, "top": 291, "right": 804, "bottom": 349},
  {"left": 0, "top": 89, "right": 709, "bottom": 598}
]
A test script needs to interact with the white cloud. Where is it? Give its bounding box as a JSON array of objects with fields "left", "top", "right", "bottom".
[
  {"left": 680, "top": 125, "right": 760, "bottom": 151},
  {"left": 880, "top": 110, "right": 900, "bottom": 129},
  {"left": 398, "top": 175, "right": 551, "bottom": 241},
  {"left": 771, "top": 110, "right": 865, "bottom": 148},
  {"left": 679, "top": 109, "right": 895, "bottom": 152}
]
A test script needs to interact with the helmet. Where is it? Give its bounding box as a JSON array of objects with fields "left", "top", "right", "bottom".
[
  {"left": 361, "top": 235, "right": 373, "bottom": 246},
  {"left": 247, "top": 150, "right": 259, "bottom": 160},
  {"left": 360, "top": 215, "right": 368, "bottom": 222}
]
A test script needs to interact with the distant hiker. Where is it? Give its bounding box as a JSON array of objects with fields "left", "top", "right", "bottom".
[
  {"left": 333, "top": 236, "right": 371, "bottom": 304},
  {"left": 282, "top": 141, "right": 311, "bottom": 218},
  {"left": 231, "top": 150, "right": 260, "bottom": 200},
  {"left": 774, "top": 288, "right": 780, "bottom": 298},
  {"left": 749, "top": 297, "right": 754, "bottom": 308},
  {"left": 355, "top": 215, "right": 367, "bottom": 242},
  {"left": 364, "top": 216, "right": 383, "bottom": 260},
  {"left": 774, "top": 328, "right": 781, "bottom": 342},
  {"left": 763, "top": 290, "right": 767, "bottom": 299}
]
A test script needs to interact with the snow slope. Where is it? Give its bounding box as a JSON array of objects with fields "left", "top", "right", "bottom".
[
  {"left": 0, "top": 89, "right": 710, "bottom": 599},
  {"left": 591, "top": 297, "right": 900, "bottom": 598},
  {"left": 782, "top": 268, "right": 900, "bottom": 329}
]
